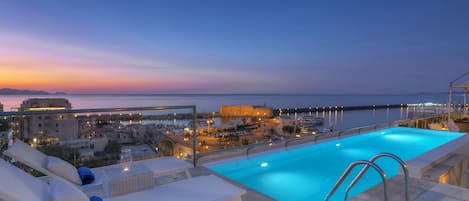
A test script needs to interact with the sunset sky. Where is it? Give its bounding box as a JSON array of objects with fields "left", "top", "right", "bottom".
[{"left": 0, "top": 0, "right": 468, "bottom": 94}]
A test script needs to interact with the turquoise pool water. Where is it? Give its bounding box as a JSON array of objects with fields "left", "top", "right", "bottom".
[{"left": 209, "top": 127, "right": 463, "bottom": 201}]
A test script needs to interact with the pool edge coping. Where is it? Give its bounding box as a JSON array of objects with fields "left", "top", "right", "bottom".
[{"left": 405, "top": 132, "right": 469, "bottom": 179}]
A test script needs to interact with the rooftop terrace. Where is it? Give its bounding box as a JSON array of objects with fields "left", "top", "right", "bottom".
[{"left": 0, "top": 104, "right": 469, "bottom": 201}]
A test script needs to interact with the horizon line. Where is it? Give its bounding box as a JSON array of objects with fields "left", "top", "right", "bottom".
[{"left": 3, "top": 92, "right": 452, "bottom": 96}]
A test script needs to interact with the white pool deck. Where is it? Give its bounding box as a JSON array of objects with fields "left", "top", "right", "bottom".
[{"left": 190, "top": 166, "right": 275, "bottom": 201}]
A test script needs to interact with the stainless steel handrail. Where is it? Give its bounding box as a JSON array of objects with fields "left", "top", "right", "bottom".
[
  {"left": 284, "top": 138, "right": 298, "bottom": 149},
  {"left": 196, "top": 141, "right": 271, "bottom": 164},
  {"left": 198, "top": 122, "right": 393, "bottom": 164},
  {"left": 246, "top": 144, "right": 259, "bottom": 156},
  {"left": 197, "top": 144, "right": 249, "bottom": 158},
  {"left": 246, "top": 140, "right": 284, "bottom": 157},
  {"left": 323, "top": 160, "right": 388, "bottom": 201},
  {"left": 0, "top": 105, "right": 196, "bottom": 116},
  {"left": 344, "top": 153, "right": 409, "bottom": 201},
  {"left": 0, "top": 105, "right": 199, "bottom": 166}
]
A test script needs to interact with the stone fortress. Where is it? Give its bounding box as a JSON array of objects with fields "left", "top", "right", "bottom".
[{"left": 219, "top": 104, "right": 273, "bottom": 118}]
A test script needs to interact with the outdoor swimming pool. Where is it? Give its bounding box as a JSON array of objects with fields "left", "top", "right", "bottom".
[{"left": 209, "top": 127, "right": 464, "bottom": 201}]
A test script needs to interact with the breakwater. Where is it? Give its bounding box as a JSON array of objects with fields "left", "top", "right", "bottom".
[
  {"left": 0, "top": 104, "right": 408, "bottom": 120},
  {"left": 74, "top": 104, "right": 404, "bottom": 120},
  {"left": 275, "top": 104, "right": 403, "bottom": 115}
]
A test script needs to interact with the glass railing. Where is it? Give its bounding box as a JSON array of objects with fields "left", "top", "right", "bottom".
[
  {"left": 0, "top": 105, "right": 460, "bottom": 169},
  {"left": 195, "top": 113, "right": 458, "bottom": 165},
  {"left": 196, "top": 122, "right": 396, "bottom": 164},
  {"left": 0, "top": 106, "right": 197, "bottom": 168}
]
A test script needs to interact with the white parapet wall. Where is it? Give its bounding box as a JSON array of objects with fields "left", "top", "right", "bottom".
[{"left": 405, "top": 134, "right": 469, "bottom": 179}]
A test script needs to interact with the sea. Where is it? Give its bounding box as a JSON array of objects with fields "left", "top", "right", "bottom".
[{"left": 0, "top": 93, "right": 464, "bottom": 131}]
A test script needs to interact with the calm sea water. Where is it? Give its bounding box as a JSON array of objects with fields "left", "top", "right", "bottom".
[
  {"left": 0, "top": 93, "right": 463, "bottom": 131},
  {"left": 0, "top": 93, "right": 459, "bottom": 112}
]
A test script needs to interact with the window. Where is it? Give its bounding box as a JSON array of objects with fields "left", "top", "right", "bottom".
[{"left": 38, "top": 123, "right": 42, "bottom": 127}]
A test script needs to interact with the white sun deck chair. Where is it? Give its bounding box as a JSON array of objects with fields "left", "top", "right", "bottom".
[
  {"left": 0, "top": 158, "right": 246, "bottom": 201},
  {"left": 3, "top": 139, "right": 192, "bottom": 187},
  {"left": 0, "top": 157, "right": 50, "bottom": 201}
]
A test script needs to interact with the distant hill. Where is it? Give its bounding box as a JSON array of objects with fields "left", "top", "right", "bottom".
[{"left": 0, "top": 88, "right": 67, "bottom": 95}]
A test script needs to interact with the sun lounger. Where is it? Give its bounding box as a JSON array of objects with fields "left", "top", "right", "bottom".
[
  {"left": 4, "top": 139, "right": 58, "bottom": 180},
  {"left": 0, "top": 158, "right": 246, "bottom": 201},
  {"left": 3, "top": 139, "right": 192, "bottom": 187},
  {"left": 0, "top": 157, "right": 50, "bottom": 201}
]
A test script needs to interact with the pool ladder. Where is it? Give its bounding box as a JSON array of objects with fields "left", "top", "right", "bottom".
[{"left": 323, "top": 152, "right": 409, "bottom": 201}]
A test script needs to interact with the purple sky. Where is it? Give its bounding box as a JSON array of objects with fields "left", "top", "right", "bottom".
[{"left": 0, "top": 0, "right": 468, "bottom": 94}]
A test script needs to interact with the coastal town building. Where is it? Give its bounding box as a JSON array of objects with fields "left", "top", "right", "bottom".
[
  {"left": 58, "top": 136, "right": 108, "bottom": 152},
  {"left": 219, "top": 105, "right": 273, "bottom": 118},
  {"left": 58, "top": 137, "right": 109, "bottom": 161},
  {"left": 14, "top": 98, "right": 79, "bottom": 143},
  {"left": 0, "top": 101, "right": 3, "bottom": 112},
  {"left": 80, "top": 123, "right": 146, "bottom": 145},
  {"left": 116, "top": 126, "right": 146, "bottom": 144}
]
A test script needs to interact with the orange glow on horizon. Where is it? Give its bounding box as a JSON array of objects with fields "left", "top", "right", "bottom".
[
  {"left": 0, "top": 65, "right": 200, "bottom": 93},
  {"left": 0, "top": 52, "right": 206, "bottom": 93},
  {"left": 0, "top": 34, "right": 263, "bottom": 93}
]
